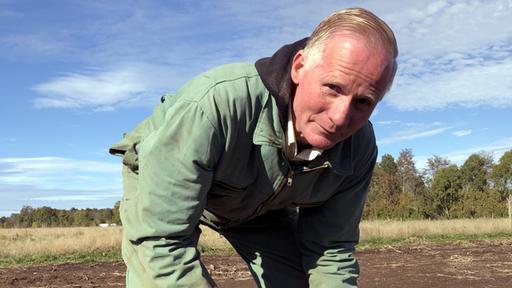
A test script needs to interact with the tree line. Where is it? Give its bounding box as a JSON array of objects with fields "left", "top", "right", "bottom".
[
  {"left": 0, "top": 202, "right": 121, "bottom": 228},
  {"left": 364, "top": 149, "right": 512, "bottom": 220},
  {"left": 1, "top": 149, "right": 511, "bottom": 228}
]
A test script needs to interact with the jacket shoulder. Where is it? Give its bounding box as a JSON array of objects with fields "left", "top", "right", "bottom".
[
  {"left": 351, "top": 121, "right": 377, "bottom": 163},
  {"left": 175, "top": 63, "right": 262, "bottom": 102}
]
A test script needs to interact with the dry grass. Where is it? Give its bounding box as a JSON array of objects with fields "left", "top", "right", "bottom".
[
  {"left": 359, "top": 218, "right": 512, "bottom": 241},
  {"left": 1, "top": 218, "right": 510, "bottom": 259},
  {"left": 1, "top": 226, "right": 122, "bottom": 258},
  {"left": 198, "top": 226, "right": 233, "bottom": 252}
]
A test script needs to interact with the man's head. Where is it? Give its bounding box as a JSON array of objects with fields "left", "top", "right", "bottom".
[{"left": 291, "top": 8, "right": 398, "bottom": 149}]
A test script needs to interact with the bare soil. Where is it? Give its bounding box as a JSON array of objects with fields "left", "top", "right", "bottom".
[{"left": 1, "top": 241, "right": 511, "bottom": 287}]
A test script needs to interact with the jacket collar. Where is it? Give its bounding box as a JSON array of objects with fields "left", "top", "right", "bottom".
[
  {"left": 252, "top": 93, "right": 353, "bottom": 176},
  {"left": 252, "top": 93, "right": 284, "bottom": 148},
  {"left": 255, "top": 37, "right": 308, "bottom": 128}
]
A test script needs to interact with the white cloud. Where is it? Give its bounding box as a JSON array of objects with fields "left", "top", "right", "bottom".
[
  {"left": 378, "top": 125, "right": 451, "bottom": 145},
  {"left": 374, "top": 120, "right": 407, "bottom": 126},
  {"left": 28, "top": 194, "right": 119, "bottom": 201},
  {"left": 383, "top": 0, "right": 512, "bottom": 111},
  {"left": 0, "top": 185, "right": 122, "bottom": 217},
  {"left": 32, "top": 63, "right": 186, "bottom": 110},
  {"left": 452, "top": 129, "right": 472, "bottom": 137},
  {"left": 386, "top": 59, "right": 512, "bottom": 110},
  {"left": 0, "top": 157, "right": 121, "bottom": 190},
  {"left": 387, "top": 0, "right": 512, "bottom": 58},
  {"left": 0, "top": 157, "right": 123, "bottom": 216},
  {"left": 0, "top": 157, "right": 118, "bottom": 174},
  {"left": 442, "top": 137, "right": 512, "bottom": 164},
  {"left": 415, "top": 137, "right": 512, "bottom": 169},
  {"left": 7, "top": 0, "right": 512, "bottom": 112}
]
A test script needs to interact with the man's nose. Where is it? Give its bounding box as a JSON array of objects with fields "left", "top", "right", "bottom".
[{"left": 329, "top": 97, "right": 352, "bottom": 129}]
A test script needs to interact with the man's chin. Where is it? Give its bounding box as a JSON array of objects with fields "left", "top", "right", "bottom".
[{"left": 306, "top": 136, "right": 338, "bottom": 150}]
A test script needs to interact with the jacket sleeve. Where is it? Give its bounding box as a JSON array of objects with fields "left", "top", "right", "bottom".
[
  {"left": 297, "top": 139, "right": 377, "bottom": 287},
  {"left": 121, "top": 98, "right": 222, "bottom": 287}
]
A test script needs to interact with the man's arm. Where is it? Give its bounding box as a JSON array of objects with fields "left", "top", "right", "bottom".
[
  {"left": 297, "top": 134, "right": 377, "bottom": 287},
  {"left": 121, "top": 99, "right": 222, "bottom": 287}
]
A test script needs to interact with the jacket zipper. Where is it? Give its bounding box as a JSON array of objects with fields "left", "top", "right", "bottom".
[
  {"left": 284, "top": 162, "right": 331, "bottom": 187},
  {"left": 232, "top": 161, "right": 331, "bottom": 227}
]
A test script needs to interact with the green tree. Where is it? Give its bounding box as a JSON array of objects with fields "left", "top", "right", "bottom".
[
  {"left": 112, "top": 201, "right": 121, "bottom": 225},
  {"left": 72, "top": 209, "right": 90, "bottom": 226},
  {"left": 491, "top": 150, "right": 512, "bottom": 225},
  {"left": 491, "top": 150, "right": 512, "bottom": 199},
  {"left": 33, "top": 206, "right": 58, "bottom": 227},
  {"left": 425, "top": 164, "right": 463, "bottom": 218},
  {"left": 396, "top": 149, "right": 424, "bottom": 196},
  {"left": 55, "top": 209, "right": 69, "bottom": 227},
  {"left": 19, "top": 206, "right": 35, "bottom": 228},
  {"left": 452, "top": 189, "right": 506, "bottom": 218},
  {"left": 100, "top": 208, "right": 113, "bottom": 223},
  {"left": 459, "top": 153, "right": 493, "bottom": 193},
  {"left": 424, "top": 155, "right": 450, "bottom": 181},
  {"left": 364, "top": 154, "right": 400, "bottom": 219}
]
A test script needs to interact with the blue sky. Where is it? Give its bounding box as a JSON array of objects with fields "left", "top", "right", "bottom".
[{"left": 1, "top": 0, "right": 511, "bottom": 216}]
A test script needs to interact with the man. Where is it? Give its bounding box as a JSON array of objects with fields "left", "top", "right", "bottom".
[{"left": 110, "top": 7, "right": 397, "bottom": 288}]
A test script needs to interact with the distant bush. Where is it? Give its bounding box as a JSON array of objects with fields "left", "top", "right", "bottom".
[
  {"left": 363, "top": 149, "right": 511, "bottom": 220},
  {"left": 2, "top": 149, "right": 511, "bottom": 227},
  {"left": 0, "top": 201, "right": 121, "bottom": 228}
]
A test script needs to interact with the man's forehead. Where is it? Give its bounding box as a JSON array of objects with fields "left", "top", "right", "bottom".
[
  {"left": 320, "top": 34, "right": 395, "bottom": 96},
  {"left": 323, "top": 34, "right": 391, "bottom": 70}
]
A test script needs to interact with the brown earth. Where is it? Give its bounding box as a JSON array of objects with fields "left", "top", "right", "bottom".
[{"left": 1, "top": 241, "right": 511, "bottom": 287}]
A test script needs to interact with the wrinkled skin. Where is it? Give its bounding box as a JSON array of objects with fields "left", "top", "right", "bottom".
[{"left": 291, "top": 33, "right": 394, "bottom": 150}]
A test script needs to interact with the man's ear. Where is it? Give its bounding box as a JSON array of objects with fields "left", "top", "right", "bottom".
[{"left": 291, "top": 50, "right": 305, "bottom": 85}]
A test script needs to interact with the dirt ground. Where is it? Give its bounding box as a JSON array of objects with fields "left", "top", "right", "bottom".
[{"left": 1, "top": 240, "right": 511, "bottom": 288}]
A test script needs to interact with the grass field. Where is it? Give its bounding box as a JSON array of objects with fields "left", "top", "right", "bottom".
[{"left": 1, "top": 218, "right": 511, "bottom": 267}]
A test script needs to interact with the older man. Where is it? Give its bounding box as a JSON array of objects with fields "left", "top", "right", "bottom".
[{"left": 110, "top": 7, "right": 397, "bottom": 288}]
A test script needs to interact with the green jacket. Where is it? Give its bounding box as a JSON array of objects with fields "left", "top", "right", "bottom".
[{"left": 110, "top": 39, "right": 377, "bottom": 287}]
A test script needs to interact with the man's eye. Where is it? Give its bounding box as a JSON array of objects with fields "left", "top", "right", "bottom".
[
  {"left": 326, "top": 84, "right": 340, "bottom": 93},
  {"left": 356, "top": 98, "right": 372, "bottom": 108}
]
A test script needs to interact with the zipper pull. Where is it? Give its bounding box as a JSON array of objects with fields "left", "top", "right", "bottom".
[{"left": 287, "top": 175, "right": 293, "bottom": 186}]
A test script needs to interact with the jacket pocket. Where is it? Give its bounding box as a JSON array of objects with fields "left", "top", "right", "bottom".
[
  {"left": 206, "top": 181, "right": 248, "bottom": 220},
  {"left": 109, "top": 137, "right": 140, "bottom": 174},
  {"left": 121, "top": 143, "right": 139, "bottom": 173}
]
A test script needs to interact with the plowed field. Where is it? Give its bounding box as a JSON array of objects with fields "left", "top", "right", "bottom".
[{"left": 1, "top": 241, "right": 511, "bottom": 287}]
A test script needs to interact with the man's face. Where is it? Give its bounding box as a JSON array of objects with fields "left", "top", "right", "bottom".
[{"left": 291, "top": 33, "right": 393, "bottom": 150}]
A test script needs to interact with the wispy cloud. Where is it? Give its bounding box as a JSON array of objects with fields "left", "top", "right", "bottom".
[
  {"left": 442, "top": 137, "right": 512, "bottom": 164},
  {"left": 452, "top": 129, "right": 472, "bottom": 137},
  {"left": 0, "top": 157, "right": 123, "bottom": 216},
  {"left": 6, "top": 1, "right": 512, "bottom": 113},
  {"left": 32, "top": 63, "right": 187, "bottom": 110},
  {"left": 387, "top": 59, "right": 512, "bottom": 110},
  {"left": 0, "top": 157, "right": 121, "bottom": 190},
  {"left": 387, "top": 0, "right": 512, "bottom": 59},
  {"left": 384, "top": 0, "right": 512, "bottom": 111},
  {"left": 0, "top": 185, "right": 122, "bottom": 217},
  {"left": 415, "top": 137, "right": 512, "bottom": 169},
  {"left": 378, "top": 125, "right": 452, "bottom": 145},
  {"left": 0, "top": 157, "right": 118, "bottom": 174},
  {"left": 25, "top": 2, "right": 323, "bottom": 111},
  {"left": 374, "top": 120, "right": 401, "bottom": 126},
  {"left": 28, "top": 194, "right": 119, "bottom": 202}
]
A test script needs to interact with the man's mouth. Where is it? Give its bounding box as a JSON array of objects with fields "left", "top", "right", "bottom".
[{"left": 316, "top": 122, "right": 337, "bottom": 135}]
